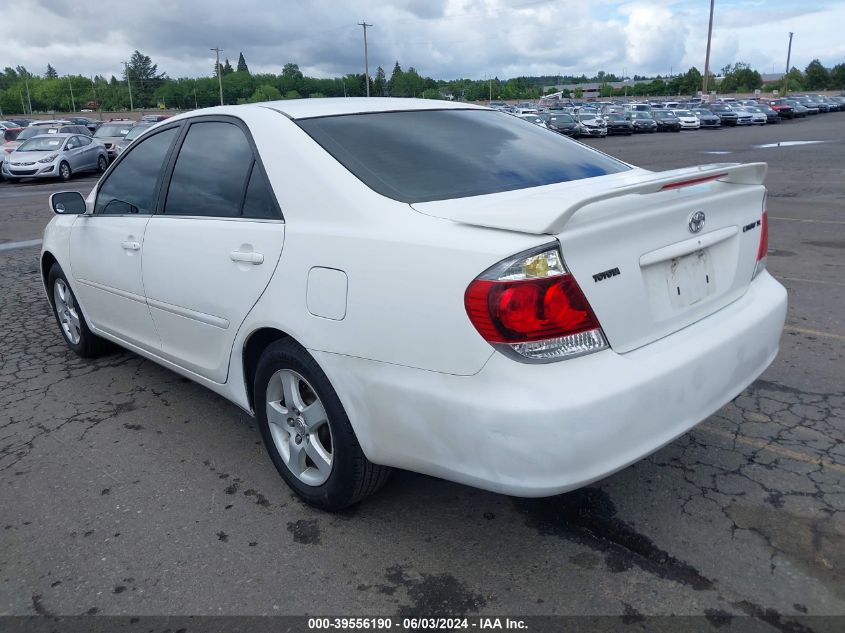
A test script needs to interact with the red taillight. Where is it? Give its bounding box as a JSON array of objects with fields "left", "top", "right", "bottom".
[
  {"left": 757, "top": 211, "right": 768, "bottom": 261},
  {"left": 465, "top": 275, "right": 600, "bottom": 344}
]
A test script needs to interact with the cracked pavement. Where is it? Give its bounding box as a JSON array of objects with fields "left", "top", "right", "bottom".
[{"left": 0, "top": 116, "right": 843, "bottom": 628}]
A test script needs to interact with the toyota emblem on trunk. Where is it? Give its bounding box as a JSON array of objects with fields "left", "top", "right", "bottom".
[{"left": 688, "top": 210, "right": 706, "bottom": 233}]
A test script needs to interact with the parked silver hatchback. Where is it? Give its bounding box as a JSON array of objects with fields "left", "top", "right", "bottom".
[{"left": 3, "top": 133, "right": 108, "bottom": 182}]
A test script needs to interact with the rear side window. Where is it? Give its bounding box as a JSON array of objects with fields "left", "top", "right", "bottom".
[
  {"left": 297, "top": 109, "right": 628, "bottom": 203},
  {"left": 164, "top": 121, "right": 253, "bottom": 217},
  {"left": 242, "top": 164, "right": 279, "bottom": 219},
  {"left": 95, "top": 127, "right": 178, "bottom": 215}
]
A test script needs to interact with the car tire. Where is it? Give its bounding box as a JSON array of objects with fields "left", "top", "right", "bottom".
[
  {"left": 97, "top": 156, "right": 107, "bottom": 173},
  {"left": 47, "top": 263, "right": 110, "bottom": 357},
  {"left": 254, "top": 338, "right": 391, "bottom": 511},
  {"left": 58, "top": 161, "right": 71, "bottom": 181}
]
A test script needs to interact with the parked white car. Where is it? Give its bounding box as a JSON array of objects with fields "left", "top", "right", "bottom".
[
  {"left": 41, "top": 98, "right": 787, "bottom": 510},
  {"left": 669, "top": 110, "right": 701, "bottom": 129},
  {"left": 735, "top": 106, "right": 768, "bottom": 125}
]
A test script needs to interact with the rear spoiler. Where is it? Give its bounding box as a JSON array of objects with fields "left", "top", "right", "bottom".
[{"left": 411, "top": 162, "right": 767, "bottom": 235}]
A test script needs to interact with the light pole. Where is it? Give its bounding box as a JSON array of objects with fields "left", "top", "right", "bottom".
[
  {"left": 783, "top": 32, "right": 794, "bottom": 95},
  {"left": 211, "top": 47, "right": 224, "bottom": 105},
  {"left": 25, "top": 76, "right": 32, "bottom": 114},
  {"left": 123, "top": 61, "right": 134, "bottom": 111},
  {"left": 67, "top": 76, "right": 76, "bottom": 112},
  {"left": 702, "top": 0, "right": 715, "bottom": 96},
  {"left": 357, "top": 21, "right": 372, "bottom": 96}
]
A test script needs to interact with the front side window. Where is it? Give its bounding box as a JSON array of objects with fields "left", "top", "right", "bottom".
[
  {"left": 297, "top": 110, "right": 628, "bottom": 203},
  {"left": 95, "top": 127, "right": 178, "bottom": 215},
  {"left": 164, "top": 121, "right": 254, "bottom": 217}
]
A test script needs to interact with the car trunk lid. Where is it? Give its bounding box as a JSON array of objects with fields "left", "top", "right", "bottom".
[{"left": 413, "top": 163, "right": 768, "bottom": 353}]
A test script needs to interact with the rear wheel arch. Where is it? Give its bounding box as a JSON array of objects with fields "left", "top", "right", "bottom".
[{"left": 242, "top": 327, "right": 294, "bottom": 413}]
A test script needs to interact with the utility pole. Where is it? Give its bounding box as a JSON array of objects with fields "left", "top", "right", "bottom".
[
  {"left": 25, "top": 76, "right": 32, "bottom": 114},
  {"left": 19, "top": 90, "right": 26, "bottom": 115},
  {"left": 488, "top": 75, "right": 492, "bottom": 101},
  {"left": 357, "top": 21, "right": 372, "bottom": 96},
  {"left": 702, "top": 0, "right": 715, "bottom": 96},
  {"left": 123, "top": 61, "right": 134, "bottom": 111},
  {"left": 211, "top": 47, "right": 224, "bottom": 105},
  {"left": 67, "top": 77, "right": 76, "bottom": 112},
  {"left": 193, "top": 86, "right": 198, "bottom": 109},
  {"left": 783, "top": 32, "right": 794, "bottom": 95}
]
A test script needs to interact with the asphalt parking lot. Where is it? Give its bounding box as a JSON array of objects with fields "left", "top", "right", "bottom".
[{"left": 1, "top": 114, "right": 844, "bottom": 629}]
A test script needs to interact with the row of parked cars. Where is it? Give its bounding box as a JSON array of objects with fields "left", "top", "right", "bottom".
[
  {"left": 0, "top": 114, "right": 169, "bottom": 182},
  {"left": 495, "top": 94, "right": 845, "bottom": 138}
]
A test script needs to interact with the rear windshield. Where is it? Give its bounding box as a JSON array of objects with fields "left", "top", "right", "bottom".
[
  {"left": 95, "top": 124, "right": 131, "bottom": 138},
  {"left": 297, "top": 109, "right": 628, "bottom": 203}
]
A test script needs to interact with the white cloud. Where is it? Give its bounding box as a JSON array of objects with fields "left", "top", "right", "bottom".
[{"left": 3, "top": 0, "right": 843, "bottom": 81}]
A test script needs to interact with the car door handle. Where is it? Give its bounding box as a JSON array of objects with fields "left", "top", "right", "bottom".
[
  {"left": 230, "top": 251, "right": 264, "bottom": 265},
  {"left": 121, "top": 240, "right": 140, "bottom": 251}
]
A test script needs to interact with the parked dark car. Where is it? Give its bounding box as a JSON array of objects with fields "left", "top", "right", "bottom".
[
  {"left": 65, "top": 117, "right": 102, "bottom": 133},
  {"left": 544, "top": 113, "right": 579, "bottom": 137},
  {"left": 691, "top": 109, "right": 721, "bottom": 128},
  {"left": 709, "top": 104, "right": 739, "bottom": 126},
  {"left": 766, "top": 100, "right": 794, "bottom": 119},
  {"left": 7, "top": 118, "right": 33, "bottom": 127},
  {"left": 653, "top": 111, "right": 681, "bottom": 132},
  {"left": 784, "top": 100, "right": 809, "bottom": 117},
  {"left": 751, "top": 105, "right": 780, "bottom": 124},
  {"left": 3, "top": 128, "right": 23, "bottom": 143},
  {"left": 627, "top": 111, "right": 657, "bottom": 133},
  {"left": 604, "top": 113, "right": 634, "bottom": 135},
  {"left": 790, "top": 97, "right": 818, "bottom": 114}
]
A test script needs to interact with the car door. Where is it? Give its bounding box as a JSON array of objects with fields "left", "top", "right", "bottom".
[
  {"left": 63, "top": 136, "right": 86, "bottom": 172},
  {"left": 69, "top": 125, "right": 180, "bottom": 352},
  {"left": 141, "top": 117, "right": 285, "bottom": 383},
  {"left": 75, "top": 135, "right": 96, "bottom": 170}
]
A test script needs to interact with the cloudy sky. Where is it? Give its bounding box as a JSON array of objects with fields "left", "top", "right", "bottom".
[{"left": 7, "top": 0, "right": 844, "bottom": 81}]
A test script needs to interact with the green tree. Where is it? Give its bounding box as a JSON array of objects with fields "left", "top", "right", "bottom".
[
  {"left": 388, "top": 61, "right": 405, "bottom": 96},
  {"left": 830, "top": 63, "right": 845, "bottom": 89},
  {"left": 126, "top": 50, "right": 166, "bottom": 107},
  {"left": 373, "top": 66, "right": 386, "bottom": 96},
  {"left": 221, "top": 59, "right": 234, "bottom": 75},
  {"left": 804, "top": 59, "right": 829, "bottom": 90},
  {"left": 248, "top": 84, "right": 282, "bottom": 102},
  {"left": 237, "top": 52, "right": 249, "bottom": 73},
  {"left": 45, "top": 64, "right": 58, "bottom": 79},
  {"left": 282, "top": 63, "right": 303, "bottom": 80}
]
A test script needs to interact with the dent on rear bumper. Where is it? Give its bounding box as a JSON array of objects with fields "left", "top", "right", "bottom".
[{"left": 313, "top": 272, "right": 787, "bottom": 497}]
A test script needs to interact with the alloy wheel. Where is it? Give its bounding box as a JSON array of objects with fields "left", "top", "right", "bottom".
[
  {"left": 265, "top": 369, "right": 333, "bottom": 486},
  {"left": 53, "top": 279, "right": 81, "bottom": 344}
]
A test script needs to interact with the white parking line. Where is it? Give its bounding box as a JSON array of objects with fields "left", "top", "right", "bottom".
[
  {"left": 769, "top": 216, "right": 845, "bottom": 225},
  {"left": 0, "top": 238, "right": 42, "bottom": 252},
  {"left": 784, "top": 325, "right": 845, "bottom": 341}
]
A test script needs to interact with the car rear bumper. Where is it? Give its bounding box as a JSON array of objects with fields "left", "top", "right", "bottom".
[{"left": 313, "top": 271, "right": 787, "bottom": 497}]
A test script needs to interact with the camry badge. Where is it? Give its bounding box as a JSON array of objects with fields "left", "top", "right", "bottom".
[{"left": 688, "top": 210, "right": 706, "bottom": 234}]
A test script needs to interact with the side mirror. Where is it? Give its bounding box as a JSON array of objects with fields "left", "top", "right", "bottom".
[{"left": 50, "top": 191, "right": 87, "bottom": 215}]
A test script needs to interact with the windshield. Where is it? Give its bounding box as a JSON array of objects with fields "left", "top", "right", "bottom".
[
  {"left": 673, "top": 110, "right": 694, "bottom": 117},
  {"left": 547, "top": 114, "right": 574, "bottom": 123},
  {"left": 124, "top": 125, "right": 152, "bottom": 141},
  {"left": 654, "top": 112, "right": 676, "bottom": 119},
  {"left": 17, "top": 136, "right": 66, "bottom": 151},
  {"left": 578, "top": 113, "right": 597, "bottom": 120},
  {"left": 693, "top": 109, "right": 712, "bottom": 116},
  {"left": 95, "top": 124, "right": 132, "bottom": 138},
  {"left": 631, "top": 112, "right": 651, "bottom": 119},
  {"left": 606, "top": 114, "right": 625, "bottom": 121},
  {"left": 297, "top": 109, "right": 628, "bottom": 203},
  {"left": 17, "top": 127, "right": 60, "bottom": 140}
]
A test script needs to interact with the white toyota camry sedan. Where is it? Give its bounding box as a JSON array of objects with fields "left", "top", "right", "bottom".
[{"left": 41, "top": 98, "right": 787, "bottom": 510}]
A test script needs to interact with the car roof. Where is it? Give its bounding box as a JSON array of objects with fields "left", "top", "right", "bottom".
[
  {"left": 22, "top": 132, "right": 74, "bottom": 140},
  {"left": 170, "top": 98, "right": 487, "bottom": 123}
]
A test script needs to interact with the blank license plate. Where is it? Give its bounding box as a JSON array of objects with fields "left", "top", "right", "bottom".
[{"left": 667, "top": 249, "right": 714, "bottom": 308}]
